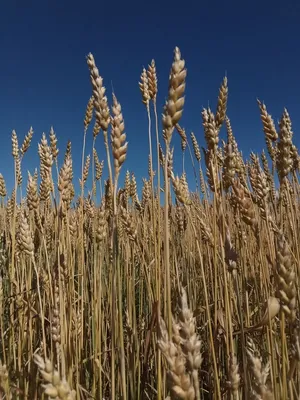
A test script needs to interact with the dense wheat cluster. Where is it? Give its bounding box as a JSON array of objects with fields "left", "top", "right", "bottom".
[{"left": 0, "top": 47, "right": 299, "bottom": 399}]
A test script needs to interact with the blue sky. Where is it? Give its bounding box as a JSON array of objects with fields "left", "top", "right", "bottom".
[{"left": 0, "top": 0, "right": 299, "bottom": 197}]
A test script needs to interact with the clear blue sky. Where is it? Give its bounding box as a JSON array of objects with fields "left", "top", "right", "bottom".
[{"left": 0, "top": 0, "right": 299, "bottom": 196}]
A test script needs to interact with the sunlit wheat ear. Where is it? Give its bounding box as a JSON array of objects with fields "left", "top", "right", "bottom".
[
  {"left": 175, "top": 204, "right": 187, "bottom": 236},
  {"left": 162, "top": 47, "right": 187, "bottom": 144},
  {"left": 277, "top": 108, "right": 293, "bottom": 183},
  {"left": 93, "top": 149, "right": 104, "bottom": 181},
  {"left": 226, "top": 354, "right": 240, "bottom": 397},
  {"left": 290, "top": 143, "right": 300, "bottom": 172},
  {"left": 27, "top": 171, "right": 39, "bottom": 211},
  {"left": 51, "top": 284, "right": 61, "bottom": 351},
  {"left": 275, "top": 233, "right": 296, "bottom": 322},
  {"left": 16, "top": 157, "right": 22, "bottom": 186},
  {"left": 257, "top": 100, "right": 278, "bottom": 142},
  {"left": 157, "top": 143, "right": 173, "bottom": 179},
  {"left": 139, "top": 67, "right": 150, "bottom": 107},
  {"left": 96, "top": 200, "right": 107, "bottom": 243},
  {"left": 158, "top": 317, "right": 195, "bottom": 400},
  {"left": 58, "top": 154, "right": 73, "bottom": 206},
  {"left": 147, "top": 59, "right": 158, "bottom": 101},
  {"left": 171, "top": 172, "right": 191, "bottom": 205},
  {"left": 199, "top": 169, "right": 206, "bottom": 195},
  {"left": 167, "top": 147, "right": 174, "bottom": 177},
  {"left": 158, "top": 142, "right": 166, "bottom": 168},
  {"left": 86, "top": 53, "right": 110, "bottom": 132},
  {"left": 38, "top": 133, "right": 50, "bottom": 167},
  {"left": 84, "top": 95, "right": 94, "bottom": 133},
  {"left": 248, "top": 157, "right": 270, "bottom": 203},
  {"left": 34, "top": 354, "right": 76, "bottom": 399},
  {"left": 49, "top": 127, "right": 59, "bottom": 159},
  {"left": 157, "top": 288, "right": 202, "bottom": 399},
  {"left": 203, "top": 147, "right": 219, "bottom": 192},
  {"left": 178, "top": 287, "right": 202, "bottom": 399},
  {"left": 111, "top": 93, "right": 127, "bottom": 175},
  {"left": 82, "top": 155, "right": 91, "bottom": 185},
  {"left": 176, "top": 124, "right": 187, "bottom": 152},
  {"left": 233, "top": 150, "right": 247, "bottom": 186},
  {"left": 223, "top": 225, "right": 238, "bottom": 274},
  {"left": 215, "top": 76, "right": 228, "bottom": 132},
  {"left": 64, "top": 140, "right": 72, "bottom": 163},
  {"left": 141, "top": 178, "right": 151, "bottom": 210},
  {"left": 256, "top": 101, "right": 278, "bottom": 172},
  {"left": 246, "top": 339, "right": 274, "bottom": 400},
  {"left": 124, "top": 170, "right": 131, "bottom": 203},
  {"left": 130, "top": 173, "right": 138, "bottom": 202},
  {"left": 6, "top": 189, "right": 15, "bottom": 218},
  {"left": 20, "top": 126, "right": 34, "bottom": 156},
  {"left": 190, "top": 132, "right": 201, "bottom": 162},
  {"left": 11, "top": 130, "right": 19, "bottom": 159},
  {"left": 202, "top": 108, "right": 219, "bottom": 153},
  {"left": 17, "top": 212, "right": 34, "bottom": 258},
  {"left": 0, "top": 174, "right": 7, "bottom": 197},
  {"left": 120, "top": 206, "right": 137, "bottom": 242},
  {"left": 232, "top": 178, "right": 258, "bottom": 230}
]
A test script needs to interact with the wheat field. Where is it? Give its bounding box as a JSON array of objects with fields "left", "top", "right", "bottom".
[{"left": 0, "top": 47, "right": 299, "bottom": 399}]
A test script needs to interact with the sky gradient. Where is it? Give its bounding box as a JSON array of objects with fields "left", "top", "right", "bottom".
[{"left": 0, "top": 0, "right": 299, "bottom": 196}]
